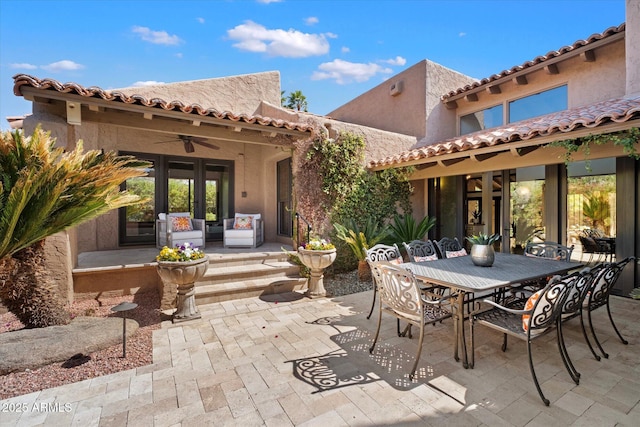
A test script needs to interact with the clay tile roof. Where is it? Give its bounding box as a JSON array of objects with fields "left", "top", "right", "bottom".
[
  {"left": 12, "top": 74, "right": 315, "bottom": 133},
  {"left": 369, "top": 95, "right": 640, "bottom": 169},
  {"left": 442, "top": 23, "right": 625, "bottom": 100}
]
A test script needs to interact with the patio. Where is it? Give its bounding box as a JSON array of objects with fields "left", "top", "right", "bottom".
[{"left": 1, "top": 287, "right": 638, "bottom": 426}]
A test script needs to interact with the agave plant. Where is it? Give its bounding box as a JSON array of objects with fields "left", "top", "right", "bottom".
[
  {"left": 333, "top": 218, "right": 389, "bottom": 281},
  {"left": 385, "top": 214, "right": 436, "bottom": 245},
  {"left": 466, "top": 232, "right": 501, "bottom": 246},
  {"left": 0, "top": 127, "right": 150, "bottom": 327}
]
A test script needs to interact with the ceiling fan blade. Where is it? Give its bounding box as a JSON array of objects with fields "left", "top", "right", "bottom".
[
  {"left": 193, "top": 140, "right": 220, "bottom": 150},
  {"left": 183, "top": 140, "right": 195, "bottom": 153}
]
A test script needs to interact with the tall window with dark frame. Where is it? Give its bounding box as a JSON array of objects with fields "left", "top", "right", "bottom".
[{"left": 277, "top": 158, "right": 293, "bottom": 237}]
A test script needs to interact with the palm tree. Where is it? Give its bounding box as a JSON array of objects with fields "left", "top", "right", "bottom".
[
  {"left": 285, "top": 90, "right": 308, "bottom": 112},
  {"left": 0, "top": 127, "right": 150, "bottom": 328}
]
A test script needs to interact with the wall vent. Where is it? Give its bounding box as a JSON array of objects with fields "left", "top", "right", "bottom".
[{"left": 389, "top": 80, "right": 403, "bottom": 96}]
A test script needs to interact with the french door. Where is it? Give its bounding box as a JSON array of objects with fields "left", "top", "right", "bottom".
[{"left": 119, "top": 153, "right": 233, "bottom": 245}]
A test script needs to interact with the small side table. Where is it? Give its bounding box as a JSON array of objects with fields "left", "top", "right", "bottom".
[{"left": 111, "top": 302, "right": 138, "bottom": 358}]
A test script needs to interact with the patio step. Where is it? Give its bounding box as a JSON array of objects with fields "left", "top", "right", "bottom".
[
  {"left": 195, "top": 256, "right": 307, "bottom": 304},
  {"left": 71, "top": 244, "right": 307, "bottom": 304}
]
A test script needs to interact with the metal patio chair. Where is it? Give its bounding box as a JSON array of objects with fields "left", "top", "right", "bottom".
[
  {"left": 403, "top": 240, "right": 447, "bottom": 295},
  {"left": 580, "top": 256, "right": 635, "bottom": 361},
  {"left": 365, "top": 243, "right": 403, "bottom": 333},
  {"left": 369, "top": 262, "right": 452, "bottom": 380},
  {"left": 470, "top": 272, "right": 579, "bottom": 405},
  {"left": 433, "top": 237, "right": 464, "bottom": 259}
]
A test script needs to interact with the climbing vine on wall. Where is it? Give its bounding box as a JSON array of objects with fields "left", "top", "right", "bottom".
[
  {"left": 549, "top": 127, "right": 640, "bottom": 166},
  {"left": 296, "top": 131, "right": 414, "bottom": 271}
]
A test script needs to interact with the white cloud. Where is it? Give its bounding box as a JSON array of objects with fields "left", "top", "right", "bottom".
[
  {"left": 227, "top": 20, "right": 330, "bottom": 58},
  {"left": 197, "top": 17, "right": 205, "bottom": 24},
  {"left": 305, "top": 16, "right": 319, "bottom": 25},
  {"left": 131, "top": 80, "right": 166, "bottom": 87},
  {"left": 383, "top": 56, "right": 406, "bottom": 66},
  {"left": 311, "top": 59, "right": 392, "bottom": 84},
  {"left": 257, "top": 0, "right": 282, "bottom": 3},
  {"left": 10, "top": 63, "right": 38, "bottom": 70},
  {"left": 132, "top": 26, "right": 182, "bottom": 45},
  {"left": 175, "top": 52, "right": 183, "bottom": 58},
  {"left": 41, "top": 60, "right": 85, "bottom": 72},
  {"left": 459, "top": 32, "right": 467, "bottom": 37},
  {"left": 341, "top": 46, "right": 350, "bottom": 54}
]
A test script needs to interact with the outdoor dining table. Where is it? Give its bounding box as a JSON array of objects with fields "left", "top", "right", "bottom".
[{"left": 399, "top": 252, "right": 583, "bottom": 368}]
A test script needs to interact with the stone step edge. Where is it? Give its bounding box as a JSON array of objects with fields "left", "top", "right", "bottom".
[{"left": 195, "top": 278, "right": 308, "bottom": 301}]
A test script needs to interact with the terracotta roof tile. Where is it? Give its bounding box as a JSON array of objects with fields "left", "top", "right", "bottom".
[
  {"left": 369, "top": 95, "right": 640, "bottom": 168},
  {"left": 12, "top": 74, "right": 315, "bottom": 133},
  {"left": 442, "top": 23, "right": 625, "bottom": 100}
]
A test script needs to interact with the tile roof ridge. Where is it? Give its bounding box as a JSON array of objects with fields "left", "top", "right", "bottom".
[
  {"left": 441, "top": 22, "right": 626, "bottom": 100},
  {"left": 12, "top": 74, "right": 314, "bottom": 133},
  {"left": 370, "top": 93, "right": 640, "bottom": 169}
]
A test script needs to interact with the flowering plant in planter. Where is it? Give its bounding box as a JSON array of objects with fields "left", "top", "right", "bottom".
[
  {"left": 156, "top": 242, "right": 205, "bottom": 262},
  {"left": 300, "top": 238, "right": 335, "bottom": 251}
]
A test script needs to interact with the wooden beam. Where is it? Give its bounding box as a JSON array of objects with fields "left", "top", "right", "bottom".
[
  {"left": 581, "top": 50, "right": 596, "bottom": 62},
  {"left": 486, "top": 85, "right": 501, "bottom": 94},
  {"left": 80, "top": 109, "right": 295, "bottom": 146},
  {"left": 437, "top": 158, "right": 466, "bottom": 167},
  {"left": 513, "top": 75, "right": 528, "bottom": 85},
  {"left": 191, "top": 120, "right": 201, "bottom": 127},
  {"left": 88, "top": 105, "right": 101, "bottom": 112},
  {"left": 465, "top": 93, "right": 479, "bottom": 102},
  {"left": 471, "top": 152, "right": 499, "bottom": 162},
  {"left": 445, "top": 101, "right": 458, "bottom": 110},
  {"left": 232, "top": 126, "right": 243, "bottom": 133},
  {"left": 510, "top": 145, "right": 540, "bottom": 157},
  {"left": 262, "top": 131, "right": 278, "bottom": 138},
  {"left": 544, "top": 64, "right": 559, "bottom": 75},
  {"left": 143, "top": 112, "right": 153, "bottom": 120}
]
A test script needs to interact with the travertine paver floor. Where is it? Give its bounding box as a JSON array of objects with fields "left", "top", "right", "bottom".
[{"left": 1, "top": 290, "right": 639, "bottom": 426}]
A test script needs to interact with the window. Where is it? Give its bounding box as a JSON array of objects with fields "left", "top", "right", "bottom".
[
  {"left": 460, "top": 104, "right": 503, "bottom": 135},
  {"left": 459, "top": 85, "right": 568, "bottom": 135},
  {"left": 508, "top": 85, "right": 567, "bottom": 123}
]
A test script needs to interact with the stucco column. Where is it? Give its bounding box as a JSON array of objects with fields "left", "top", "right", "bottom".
[{"left": 627, "top": 0, "right": 640, "bottom": 95}]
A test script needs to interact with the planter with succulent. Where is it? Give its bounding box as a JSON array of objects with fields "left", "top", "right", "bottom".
[
  {"left": 333, "top": 218, "right": 389, "bottom": 282},
  {"left": 156, "top": 243, "right": 208, "bottom": 322},
  {"left": 297, "top": 237, "right": 336, "bottom": 298},
  {"left": 466, "top": 233, "right": 501, "bottom": 267}
]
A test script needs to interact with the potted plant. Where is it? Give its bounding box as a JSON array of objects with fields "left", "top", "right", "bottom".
[
  {"left": 297, "top": 237, "right": 336, "bottom": 298},
  {"left": 156, "top": 243, "right": 208, "bottom": 322},
  {"left": 333, "top": 218, "right": 389, "bottom": 282},
  {"left": 466, "top": 233, "right": 501, "bottom": 267}
]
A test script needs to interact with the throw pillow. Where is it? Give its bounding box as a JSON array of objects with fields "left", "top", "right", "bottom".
[
  {"left": 171, "top": 216, "right": 192, "bottom": 232},
  {"left": 414, "top": 254, "right": 438, "bottom": 262},
  {"left": 522, "top": 289, "right": 551, "bottom": 335},
  {"left": 234, "top": 215, "right": 254, "bottom": 230},
  {"left": 446, "top": 248, "right": 468, "bottom": 258}
]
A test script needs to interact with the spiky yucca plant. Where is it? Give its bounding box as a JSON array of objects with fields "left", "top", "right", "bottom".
[
  {"left": 0, "top": 127, "right": 150, "bottom": 327},
  {"left": 333, "top": 218, "right": 388, "bottom": 282}
]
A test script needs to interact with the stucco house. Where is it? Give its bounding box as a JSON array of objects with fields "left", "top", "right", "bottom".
[{"left": 8, "top": 0, "right": 640, "bottom": 299}]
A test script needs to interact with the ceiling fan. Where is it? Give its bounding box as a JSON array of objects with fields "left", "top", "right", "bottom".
[{"left": 155, "top": 134, "right": 220, "bottom": 153}]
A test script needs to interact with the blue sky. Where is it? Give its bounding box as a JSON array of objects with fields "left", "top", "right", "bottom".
[{"left": 0, "top": 0, "right": 627, "bottom": 129}]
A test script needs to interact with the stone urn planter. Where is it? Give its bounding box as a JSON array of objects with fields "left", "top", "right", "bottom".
[
  {"left": 297, "top": 248, "right": 337, "bottom": 298},
  {"left": 156, "top": 256, "right": 209, "bottom": 323},
  {"left": 470, "top": 244, "right": 495, "bottom": 267}
]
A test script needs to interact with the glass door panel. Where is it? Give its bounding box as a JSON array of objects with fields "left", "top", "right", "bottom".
[
  {"left": 121, "top": 161, "right": 156, "bottom": 243},
  {"left": 168, "top": 161, "right": 195, "bottom": 215},
  {"left": 204, "top": 163, "right": 229, "bottom": 240}
]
